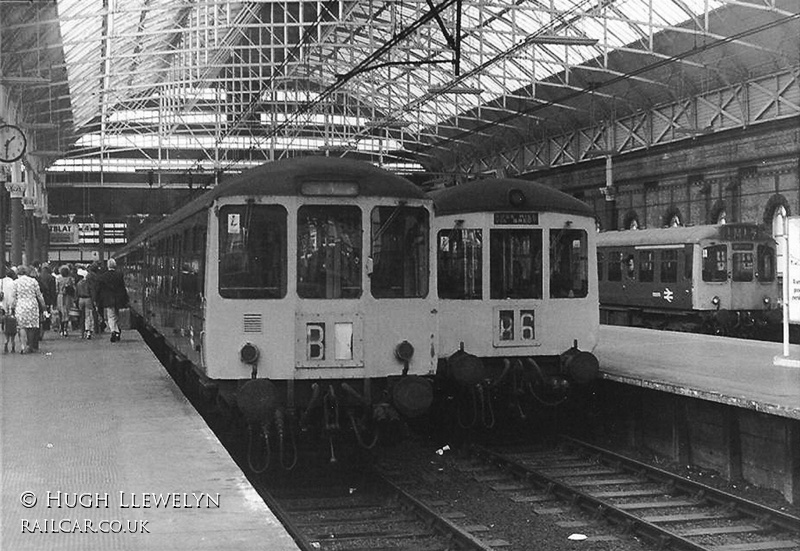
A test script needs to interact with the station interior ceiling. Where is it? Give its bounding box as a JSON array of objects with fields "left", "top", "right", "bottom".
[{"left": 0, "top": 0, "right": 798, "bottom": 209}]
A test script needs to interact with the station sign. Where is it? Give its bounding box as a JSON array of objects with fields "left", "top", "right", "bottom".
[
  {"left": 787, "top": 216, "right": 800, "bottom": 324},
  {"left": 48, "top": 223, "right": 79, "bottom": 244}
]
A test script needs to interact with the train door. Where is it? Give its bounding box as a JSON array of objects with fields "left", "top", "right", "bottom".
[
  {"left": 729, "top": 243, "right": 756, "bottom": 310},
  {"left": 622, "top": 248, "right": 637, "bottom": 305},
  {"left": 698, "top": 242, "right": 731, "bottom": 311}
]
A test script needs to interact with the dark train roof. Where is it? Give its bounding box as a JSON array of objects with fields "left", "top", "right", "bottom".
[
  {"left": 596, "top": 223, "right": 775, "bottom": 247},
  {"left": 118, "top": 156, "right": 425, "bottom": 254},
  {"left": 213, "top": 156, "right": 426, "bottom": 200},
  {"left": 430, "top": 178, "right": 593, "bottom": 217}
]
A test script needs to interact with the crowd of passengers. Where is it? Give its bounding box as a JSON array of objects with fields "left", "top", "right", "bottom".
[{"left": 0, "top": 258, "right": 128, "bottom": 354}]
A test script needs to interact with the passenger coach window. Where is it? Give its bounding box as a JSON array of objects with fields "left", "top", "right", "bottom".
[
  {"left": 660, "top": 249, "right": 678, "bottom": 283},
  {"left": 702, "top": 244, "right": 727, "bottom": 282},
  {"left": 438, "top": 229, "right": 482, "bottom": 299},
  {"left": 607, "top": 251, "right": 622, "bottom": 281},
  {"left": 219, "top": 205, "right": 287, "bottom": 298},
  {"left": 550, "top": 229, "right": 588, "bottom": 298},
  {"left": 757, "top": 245, "right": 775, "bottom": 282},
  {"left": 638, "top": 250, "right": 654, "bottom": 282},
  {"left": 490, "top": 229, "right": 542, "bottom": 299},
  {"left": 297, "top": 205, "right": 361, "bottom": 299},
  {"left": 371, "top": 206, "right": 429, "bottom": 298},
  {"left": 732, "top": 251, "right": 754, "bottom": 282}
]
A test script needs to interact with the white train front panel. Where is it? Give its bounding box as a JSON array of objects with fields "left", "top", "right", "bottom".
[
  {"left": 202, "top": 194, "right": 437, "bottom": 382},
  {"left": 435, "top": 210, "right": 599, "bottom": 359}
]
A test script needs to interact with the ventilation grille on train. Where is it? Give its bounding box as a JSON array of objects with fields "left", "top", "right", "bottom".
[{"left": 243, "top": 313, "right": 263, "bottom": 333}]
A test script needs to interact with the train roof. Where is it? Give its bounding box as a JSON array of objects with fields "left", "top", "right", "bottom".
[
  {"left": 214, "top": 156, "right": 426, "bottom": 200},
  {"left": 430, "top": 177, "right": 593, "bottom": 217},
  {"left": 118, "top": 156, "right": 425, "bottom": 254},
  {"left": 596, "top": 224, "right": 775, "bottom": 247}
]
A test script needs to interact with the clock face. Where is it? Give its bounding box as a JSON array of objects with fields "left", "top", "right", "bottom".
[{"left": 0, "top": 124, "right": 27, "bottom": 163}]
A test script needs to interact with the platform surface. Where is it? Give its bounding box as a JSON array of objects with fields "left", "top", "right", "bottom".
[
  {"left": 596, "top": 325, "right": 800, "bottom": 420},
  {"left": 1, "top": 329, "right": 299, "bottom": 551}
]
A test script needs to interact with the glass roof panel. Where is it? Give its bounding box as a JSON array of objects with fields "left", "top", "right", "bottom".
[{"left": 32, "top": 0, "right": 772, "bottom": 174}]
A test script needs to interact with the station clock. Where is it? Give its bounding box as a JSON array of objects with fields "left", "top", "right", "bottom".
[{"left": 0, "top": 124, "right": 27, "bottom": 163}]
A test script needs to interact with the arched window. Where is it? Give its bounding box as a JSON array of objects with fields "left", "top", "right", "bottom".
[
  {"left": 763, "top": 194, "right": 790, "bottom": 277},
  {"left": 772, "top": 204, "right": 787, "bottom": 236},
  {"left": 623, "top": 210, "right": 640, "bottom": 230},
  {"left": 773, "top": 204, "right": 787, "bottom": 277},
  {"left": 710, "top": 201, "right": 727, "bottom": 225},
  {"left": 663, "top": 206, "right": 683, "bottom": 228}
]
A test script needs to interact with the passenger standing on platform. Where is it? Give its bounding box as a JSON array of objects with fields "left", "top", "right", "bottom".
[
  {"left": 55, "top": 265, "right": 76, "bottom": 337},
  {"left": 2, "top": 268, "right": 18, "bottom": 353},
  {"left": 97, "top": 258, "right": 128, "bottom": 342},
  {"left": 1, "top": 267, "right": 17, "bottom": 316},
  {"left": 14, "top": 265, "right": 46, "bottom": 354},
  {"left": 37, "top": 263, "right": 56, "bottom": 334},
  {"left": 75, "top": 268, "right": 95, "bottom": 339},
  {"left": 86, "top": 262, "right": 102, "bottom": 334}
]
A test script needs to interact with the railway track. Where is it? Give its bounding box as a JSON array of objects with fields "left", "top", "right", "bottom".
[
  {"left": 251, "top": 469, "right": 498, "bottom": 551},
  {"left": 469, "top": 436, "right": 800, "bottom": 551}
]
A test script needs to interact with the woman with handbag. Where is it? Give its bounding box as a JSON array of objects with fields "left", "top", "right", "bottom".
[
  {"left": 55, "top": 264, "right": 76, "bottom": 337},
  {"left": 14, "top": 265, "right": 45, "bottom": 354}
]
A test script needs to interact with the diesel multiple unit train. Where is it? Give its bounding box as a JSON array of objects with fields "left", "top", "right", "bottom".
[
  {"left": 596, "top": 224, "right": 782, "bottom": 337},
  {"left": 115, "top": 156, "right": 601, "bottom": 467}
]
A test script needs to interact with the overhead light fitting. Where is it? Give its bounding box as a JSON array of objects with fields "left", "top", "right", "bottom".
[
  {"left": 528, "top": 36, "right": 598, "bottom": 46},
  {"left": 427, "top": 86, "right": 484, "bottom": 95},
  {"left": 674, "top": 126, "right": 713, "bottom": 135},
  {"left": 586, "top": 149, "right": 616, "bottom": 157},
  {"left": 317, "top": 145, "right": 353, "bottom": 152},
  {"left": 0, "top": 76, "right": 50, "bottom": 85},
  {"left": 20, "top": 122, "right": 59, "bottom": 130},
  {"left": 364, "top": 120, "right": 411, "bottom": 129}
]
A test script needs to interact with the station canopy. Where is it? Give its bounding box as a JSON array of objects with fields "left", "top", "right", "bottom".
[{"left": 1, "top": 0, "right": 797, "bottom": 184}]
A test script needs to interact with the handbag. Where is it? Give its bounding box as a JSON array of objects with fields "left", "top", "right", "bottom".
[{"left": 3, "top": 314, "right": 17, "bottom": 336}]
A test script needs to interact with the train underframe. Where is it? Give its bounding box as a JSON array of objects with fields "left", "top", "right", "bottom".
[
  {"left": 434, "top": 345, "right": 600, "bottom": 433},
  {"left": 601, "top": 305, "right": 783, "bottom": 339},
  {"left": 137, "top": 311, "right": 600, "bottom": 468},
  {"left": 137, "top": 315, "right": 434, "bottom": 469}
]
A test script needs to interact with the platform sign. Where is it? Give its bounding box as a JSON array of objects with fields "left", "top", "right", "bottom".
[
  {"left": 48, "top": 223, "right": 79, "bottom": 244},
  {"left": 788, "top": 216, "right": 800, "bottom": 324}
]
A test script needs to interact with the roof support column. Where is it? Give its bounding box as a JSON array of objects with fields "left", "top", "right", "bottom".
[{"left": 5, "top": 162, "right": 24, "bottom": 266}]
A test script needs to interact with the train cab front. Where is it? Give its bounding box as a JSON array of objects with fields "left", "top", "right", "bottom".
[{"left": 220, "top": 190, "right": 437, "bottom": 468}]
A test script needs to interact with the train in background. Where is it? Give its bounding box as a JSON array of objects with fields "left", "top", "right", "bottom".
[
  {"left": 430, "top": 178, "right": 600, "bottom": 430},
  {"left": 596, "top": 223, "right": 782, "bottom": 338},
  {"left": 116, "top": 157, "right": 438, "bottom": 468}
]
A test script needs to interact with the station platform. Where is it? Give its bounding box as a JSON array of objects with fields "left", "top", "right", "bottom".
[
  {"left": 1, "top": 329, "right": 299, "bottom": 550},
  {"left": 595, "top": 325, "right": 800, "bottom": 420}
]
